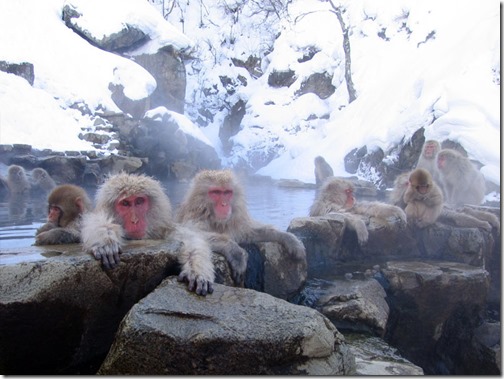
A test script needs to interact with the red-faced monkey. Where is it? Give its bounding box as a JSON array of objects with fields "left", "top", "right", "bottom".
[
  {"left": 81, "top": 173, "right": 215, "bottom": 296},
  {"left": 310, "top": 177, "right": 407, "bottom": 245},
  {"left": 176, "top": 169, "right": 306, "bottom": 286}
]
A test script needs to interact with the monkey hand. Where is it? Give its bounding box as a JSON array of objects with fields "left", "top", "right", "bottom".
[
  {"left": 90, "top": 240, "right": 121, "bottom": 270},
  {"left": 178, "top": 272, "right": 214, "bottom": 296},
  {"left": 227, "top": 246, "right": 248, "bottom": 287}
]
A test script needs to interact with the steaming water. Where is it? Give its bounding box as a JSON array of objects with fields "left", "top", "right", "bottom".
[{"left": 0, "top": 180, "right": 316, "bottom": 250}]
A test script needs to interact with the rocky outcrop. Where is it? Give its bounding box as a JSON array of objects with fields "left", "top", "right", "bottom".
[
  {"left": 0, "top": 240, "right": 306, "bottom": 374},
  {"left": 382, "top": 261, "right": 494, "bottom": 375},
  {"left": 98, "top": 277, "right": 355, "bottom": 375},
  {"left": 288, "top": 212, "right": 501, "bottom": 375},
  {"left": 0, "top": 61, "right": 34, "bottom": 85}
]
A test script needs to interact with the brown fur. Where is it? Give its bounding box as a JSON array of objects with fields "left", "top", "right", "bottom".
[
  {"left": 314, "top": 156, "right": 334, "bottom": 187},
  {"left": 310, "top": 177, "right": 407, "bottom": 245},
  {"left": 176, "top": 169, "right": 306, "bottom": 286},
  {"left": 7, "top": 165, "right": 30, "bottom": 194},
  {"left": 437, "top": 149, "right": 486, "bottom": 206},
  {"left": 403, "top": 168, "right": 443, "bottom": 228},
  {"left": 82, "top": 172, "right": 215, "bottom": 295},
  {"left": 35, "top": 184, "right": 92, "bottom": 245},
  {"left": 31, "top": 168, "right": 57, "bottom": 192},
  {"left": 389, "top": 172, "right": 409, "bottom": 209}
]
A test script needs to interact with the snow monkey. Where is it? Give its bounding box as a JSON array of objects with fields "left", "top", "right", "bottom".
[
  {"left": 403, "top": 168, "right": 443, "bottom": 228},
  {"left": 314, "top": 156, "right": 334, "bottom": 187},
  {"left": 31, "top": 167, "right": 57, "bottom": 193},
  {"left": 436, "top": 149, "right": 486, "bottom": 206},
  {"left": 7, "top": 164, "right": 30, "bottom": 194},
  {"left": 391, "top": 170, "right": 499, "bottom": 231},
  {"left": 81, "top": 173, "right": 215, "bottom": 296},
  {"left": 35, "top": 184, "right": 92, "bottom": 245},
  {"left": 309, "top": 177, "right": 407, "bottom": 245},
  {"left": 389, "top": 172, "right": 410, "bottom": 209},
  {"left": 176, "top": 169, "right": 307, "bottom": 286},
  {"left": 415, "top": 140, "right": 442, "bottom": 186}
]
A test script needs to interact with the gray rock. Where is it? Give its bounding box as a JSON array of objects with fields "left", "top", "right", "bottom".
[
  {"left": 98, "top": 277, "right": 356, "bottom": 375},
  {"left": 316, "top": 278, "right": 389, "bottom": 337},
  {"left": 382, "top": 260, "right": 490, "bottom": 374}
]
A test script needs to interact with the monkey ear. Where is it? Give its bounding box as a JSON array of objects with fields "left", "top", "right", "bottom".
[{"left": 75, "top": 197, "right": 85, "bottom": 213}]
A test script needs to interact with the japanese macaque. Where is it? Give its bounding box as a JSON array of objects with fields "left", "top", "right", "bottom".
[
  {"left": 388, "top": 172, "right": 409, "bottom": 209},
  {"left": 81, "top": 173, "right": 214, "bottom": 296},
  {"left": 402, "top": 168, "right": 443, "bottom": 228},
  {"left": 31, "top": 167, "right": 56, "bottom": 192},
  {"left": 176, "top": 170, "right": 306, "bottom": 286},
  {"left": 35, "top": 184, "right": 92, "bottom": 245},
  {"left": 437, "top": 149, "right": 486, "bottom": 206},
  {"left": 391, "top": 171, "right": 499, "bottom": 232},
  {"left": 415, "top": 140, "right": 442, "bottom": 185},
  {"left": 314, "top": 156, "right": 334, "bottom": 186},
  {"left": 7, "top": 165, "right": 30, "bottom": 194},
  {"left": 309, "top": 177, "right": 406, "bottom": 245}
]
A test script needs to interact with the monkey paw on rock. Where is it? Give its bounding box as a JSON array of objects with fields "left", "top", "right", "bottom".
[
  {"left": 178, "top": 272, "right": 214, "bottom": 296},
  {"left": 91, "top": 241, "right": 121, "bottom": 270}
]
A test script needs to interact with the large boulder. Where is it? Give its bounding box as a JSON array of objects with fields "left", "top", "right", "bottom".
[
  {"left": 98, "top": 277, "right": 355, "bottom": 375},
  {"left": 382, "top": 260, "right": 491, "bottom": 374},
  {"left": 0, "top": 239, "right": 306, "bottom": 374}
]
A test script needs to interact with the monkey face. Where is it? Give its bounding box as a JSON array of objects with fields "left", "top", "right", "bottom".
[
  {"left": 48, "top": 205, "right": 62, "bottom": 225},
  {"left": 416, "top": 184, "right": 430, "bottom": 195},
  {"left": 208, "top": 186, "right": 233, "bottom": 221},
  {"left": 344, "top": 187, "right": 355, "bottom": 209},
  {"left": 115, "top": 194, "right": 150, "bottom": 239}
]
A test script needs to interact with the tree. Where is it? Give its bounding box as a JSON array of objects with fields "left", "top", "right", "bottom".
[{"left": 327, "top": 0, "right": 357, "bottom": 103}]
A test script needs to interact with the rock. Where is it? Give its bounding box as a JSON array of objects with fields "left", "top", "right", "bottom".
[
  {"left": 0, "top": 61, "right": 34, "bottom": 85},
  {"left": 62, "top": 3, "right": 148, "bottom": 52},
  {"left": 315, "top": 278, "right": 389, "bottom": 337},
  {"left": 98, "top": 277, "right": 356, "bottom": 375},
  {"left": 347, "top": 333, "right": 424, "bottom": 375},
  {"left": 132, "top": 47, "right": 187, "bottom": 114},
  {"left": 267, "top": 69, "right": 297, "bottom": 88},
  {"left": 287, "top": 214, "right": 415, "bottom": 277},
  {"left": 381, "top": 260, "right": 490, "bottom": 374},
  {"left": 295, "top": 72, "right": 335, "bottom": 99},
  {"left": 0, "top": 238, "right": 306, "bottom": 374}
]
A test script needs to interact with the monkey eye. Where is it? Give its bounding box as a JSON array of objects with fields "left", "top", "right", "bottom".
[
  {"left": 223, "top": 190, "right": 233, "bottom": 196},
  {"left": 209, "top": 189, "right": 223, "bottom": 196},
  {"left": 120, "top": 199, "right": 131, "bottom": 207},
  {"left": 135, "top": 197, "right": 146, "bottom": 205}
]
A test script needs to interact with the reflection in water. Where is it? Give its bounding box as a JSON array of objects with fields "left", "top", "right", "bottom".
[{"left": 0, "top": 179, "right": 317, "bottom": 249}]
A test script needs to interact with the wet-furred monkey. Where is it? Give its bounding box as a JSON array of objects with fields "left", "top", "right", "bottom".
[
  {"left": 7, "top": 165, "right": 30, "bottom": 194},
  {"left": 310, "top": 177, "right": 406, "bottom": 245},
  {"left": 415, "top": 140, "right": 442, "bottom": 187},
  {"left": 314, "top": 156, "right": 334, "bottom": 187},
  {"left": 35, "top": 184, "right": 92, "bottom": 245},
  {"left": 31, "top": 167, "right": 57, "bottom": 193},
  {"left": 81, "top": 173, "right": 214, "bottom": 296},
  {"left": 176, "top": 170, "right": 306, "bottom": 286},
  {"left": 436, "top": 149, "right": 486, "bottom": 206},
  {"left": 403, "top": 168, "right": 443, "bottom": 228}
]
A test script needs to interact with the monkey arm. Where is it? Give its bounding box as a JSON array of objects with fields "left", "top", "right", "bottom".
[
  {"left": 439, "top": 207, "right": 492, "bottom": 231},
  {"left": 35, "top": 226, "right": 81, "bottom": 245},
  {"left": 342, "top": 213, "right": 369, "bottom": 246},
  {"left": 81, "top": 211, "right": 123, "bottom": 270},
  {"left": 240, "top": 225, "right": 306, "bottom": 261},
  {"left": 35, "top": 221, "right": 58, "bottom": 235},
  {"left": 172, "top": 226, "right": 215, "bottom": 296},
  {"left": 204, "top": 231, "right": 248, "bottom": 287}
]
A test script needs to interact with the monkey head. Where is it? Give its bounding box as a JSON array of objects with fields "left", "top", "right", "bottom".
[
  {"left": 95, "top": 173, "right": 173, "bottom": 240},
  {"left": 436, "top": 149, "right": 455, "bottom": 171},
  {"left": 321, "top": 177, "right": 356, "bottom": 210},
  {"left": 408, "top": 168, "right": 432, "bottom": 195},
  {"left": 422, "top": 140, "right": 440, "bottom": 160},
  {"left": 47, "top": 184, "right": 92, "bottom": 227},
  {"left": 194, "top": 170, "right": 244, "bottom": 223}
]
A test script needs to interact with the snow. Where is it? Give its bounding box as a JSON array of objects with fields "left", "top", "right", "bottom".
[{"left": 0, "top": 0, "right": 500, "bottom": 189}]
